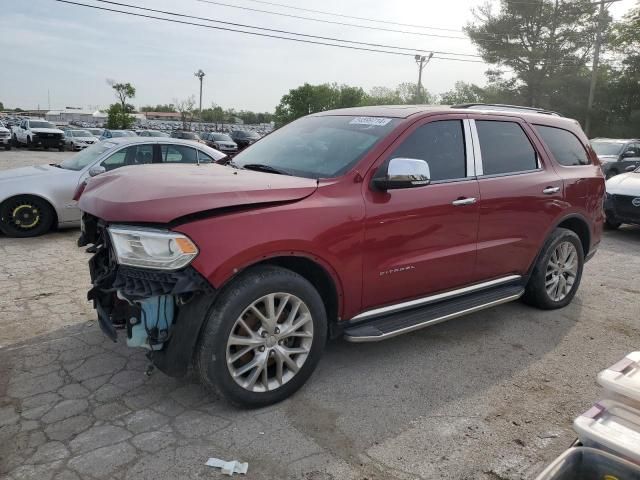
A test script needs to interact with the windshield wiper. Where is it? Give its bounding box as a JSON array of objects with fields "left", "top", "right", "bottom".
[{"left": 242, "top": 163, "right": 291, "bottom": 175}]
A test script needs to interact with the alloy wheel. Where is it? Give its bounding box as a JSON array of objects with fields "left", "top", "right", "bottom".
[
  {"left": 7, "top": 201, "right": 41, "bottom": 231},
  {"left": 226, "top": 293, "right": 314, "bottom": 393},
  {"left": 545, "top": 241, "right": 578, "bottom": 302}
]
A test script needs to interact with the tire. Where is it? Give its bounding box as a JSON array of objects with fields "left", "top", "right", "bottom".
[
  {"left": 605, "top": 218, "right": 621, "bottom": 230},
  {"left": 12, "top": 134, "right": 18, "bottom": 147},
  {"left": 26, "top": 137, "right": 32, "bottom": 149},
  {"left": 523, "top": 228, "right": 584, "bottom": 310},
  {"left": 195, "top": 265, "right": 327, "bottom": 408},
  {"left": 0, "top": 195, "right": 56, "bottom": 238}
]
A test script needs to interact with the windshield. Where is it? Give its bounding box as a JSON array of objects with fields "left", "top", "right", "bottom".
[
  {"left": 212, "top": 133, "right": 232, "bottom": 141},
  {"left": 87, "top": 129, "right": 102, "bottom": 135},
  {"left": 233, "top": 115, "right": 399, "bottom": 179},
  {"left": 71, "top": 130, "right": 92, "bottom": 137},
  {"left": 30, "top": 121, "right": 55, "bottom": 129},
  {"left": 58, "top": 142, "right": 114, "bottom": 170},
  {"left": 592, "top": 141, "right": 624, "bottom": 156}
]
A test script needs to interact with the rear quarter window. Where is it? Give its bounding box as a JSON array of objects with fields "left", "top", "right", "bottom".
[{"left": 534, "top": 125, "right": 590, "bottom": 166}]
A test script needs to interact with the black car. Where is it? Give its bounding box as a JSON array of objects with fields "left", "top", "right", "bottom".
[
  {"left": 591, "top": 138, "right": 640, "bottom": 179},
  {"left": 230, "top": 130, "right": 261, "bottom": 149}
]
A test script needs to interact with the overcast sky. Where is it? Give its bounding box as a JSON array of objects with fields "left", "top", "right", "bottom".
[{"left": 0, "top": 0, "right": 636, "bottom": 112}]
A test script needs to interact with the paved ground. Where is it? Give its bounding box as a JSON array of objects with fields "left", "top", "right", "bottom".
[{"left": 1, "top": 149, "right": 639, "bottom": 479}]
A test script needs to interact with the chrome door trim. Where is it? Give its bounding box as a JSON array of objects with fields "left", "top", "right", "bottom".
[
  {"left": 468, "top": 119, "right": 484, "bottom": 176},
  {"left": 350, "top": 274, "right": 521, "bottom": 323},
  {"left": 452, "top": 197, "right": 477, "bottom": 206},
  {"left": 462, "top": 119, "right": 476, "bottom": 177},
  {"left": 345, "top": 290, "right": 524, "bottom": 342}
]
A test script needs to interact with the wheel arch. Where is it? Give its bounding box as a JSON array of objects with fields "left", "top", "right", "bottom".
[
  {"left": 217, "top": 253, "right": 344, "bottom": 331},
  {"left": 0, "top": 193, "right": 59, "bottom": 230}
]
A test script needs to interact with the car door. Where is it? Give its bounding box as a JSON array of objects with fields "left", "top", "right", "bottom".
[
  {"left": 361, "top": 116, "right": 480, "bottom": 310},
  {"left": 469, "top": 116, "right": 564, "bottom": 281},
  {"left": 621, "top": 143, "right": 640, "bottom": 172}
]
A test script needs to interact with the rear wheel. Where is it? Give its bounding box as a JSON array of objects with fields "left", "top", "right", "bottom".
[
  {"left": 523, "top": 228, "right": 584, "bottom": 310},
  {"left": 195, "top": 265, "right": 327, "bottom": 407},
  {"left": 0, "top": 195, "right": 55, "bottom": 237}
]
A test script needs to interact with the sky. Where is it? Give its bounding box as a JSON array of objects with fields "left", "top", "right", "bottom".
[{"left": 0, "top": 0, "right": 636, "bottom": 112}]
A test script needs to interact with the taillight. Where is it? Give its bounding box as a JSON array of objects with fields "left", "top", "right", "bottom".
[{"left": 73, "top": 180, "right": 87, "bottom": 201}]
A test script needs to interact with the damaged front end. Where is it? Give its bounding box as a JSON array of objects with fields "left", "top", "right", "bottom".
[{"left": 81, "top": 214, "right": 216, "bottom": 376}]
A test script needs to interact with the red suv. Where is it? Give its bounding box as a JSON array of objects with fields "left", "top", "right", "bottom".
[{"left": 78, "top": 104, "right": 605, "bottom": 407}]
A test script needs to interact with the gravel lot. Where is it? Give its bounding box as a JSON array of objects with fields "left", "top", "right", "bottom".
[{"left": 1, "top": 148, "right": 639, "bottom": 479}]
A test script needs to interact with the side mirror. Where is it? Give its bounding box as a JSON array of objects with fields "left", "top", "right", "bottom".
[
  {"left": 88, "top": 165, "right": 106, "bottom": 177},
  {"left": 372, "top": 157, "right": 431, "bottom": 191},
  {"left": 622, "top": 150, "right": 637, "bottom": 158},
  {"left": 625, "top": 165, "right": 636, "bottom": 172}
]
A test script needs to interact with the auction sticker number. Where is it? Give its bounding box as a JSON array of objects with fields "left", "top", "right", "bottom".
[{"left": 349, "top": 117, "right": 392, "bottom": 126}]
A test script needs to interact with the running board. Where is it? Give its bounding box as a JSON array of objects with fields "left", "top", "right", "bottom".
[{"left": 343, "top": 284, "right": 524, "bottom": 343}]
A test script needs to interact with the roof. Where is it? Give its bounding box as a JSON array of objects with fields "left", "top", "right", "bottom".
[{"left": 312, "top": 104, "right": 581, "bottom": 129}]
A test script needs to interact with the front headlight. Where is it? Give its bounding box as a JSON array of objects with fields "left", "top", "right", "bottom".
[{"left": 108, "top": 226, "right": 198, "bottom": 270}]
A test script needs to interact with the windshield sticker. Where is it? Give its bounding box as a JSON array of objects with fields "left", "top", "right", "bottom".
[{"left": 349, "top": 117, "right": 392, "bottom": 126}]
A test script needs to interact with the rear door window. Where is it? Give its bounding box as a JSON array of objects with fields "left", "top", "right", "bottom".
[
  {"left": 160, "top": 145, "right": 198, "bottom": 163},
  {"left": 389, "top": 120, "right": 467, "bottom": 182},
  {"left": 534, "top": 125, "right": 590, "bottom": 166},
  {"left": 475, "top": 121, "right": 538, "bottom": 175}
]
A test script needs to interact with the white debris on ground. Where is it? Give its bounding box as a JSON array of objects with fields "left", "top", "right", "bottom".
[{"left": 205, "top": 457, "right": 249, "bottom": 476}]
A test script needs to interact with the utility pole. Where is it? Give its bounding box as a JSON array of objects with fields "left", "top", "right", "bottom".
[
  {"left": 194, "top": 69, "right": 205, "bottom": 132},
  {"left": 414, "top": 52, "right": 433, "bottom": 104},
  {"left": 585, "top": 0, "right": 607, "bottom": 137}
]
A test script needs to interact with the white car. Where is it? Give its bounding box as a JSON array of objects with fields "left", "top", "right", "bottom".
[
  {"left": 604, "top": 166, "right": 640, "bottom": 229},
  {"left": 0, "top": 137, "right": 225, "bottom": 237},
  {"left": 64, "top": 129, "right": 100, "bottom": 151},
  {"left": 0, "top": 122, "right": 11, "bottom": 150},
  {"left": 12, "top": 118, "right": 65, "bottom": 150}
]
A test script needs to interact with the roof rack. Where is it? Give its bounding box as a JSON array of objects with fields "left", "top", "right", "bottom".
[{"left": 452, "top": 103, "right": 561, "bottom": 116}]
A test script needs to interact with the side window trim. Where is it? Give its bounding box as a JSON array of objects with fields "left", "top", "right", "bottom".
[
  {"left": 469, "top": 118, "right": 542, "bottom": 177},
  {"left": 462, "top": 119, "right": 476, "bottom": 178}
]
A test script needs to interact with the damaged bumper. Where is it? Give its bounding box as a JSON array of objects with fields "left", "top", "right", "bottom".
[{"left": 83, "top": 216, "right": 216, "bottom": 376}]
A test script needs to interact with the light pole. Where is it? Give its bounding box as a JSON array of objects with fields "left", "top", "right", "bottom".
[
  {"left": 194, "top": 69, "right": 205, "bottom": 131},
  {"left": 414, "top": 53, "right": 433, "bottom": 104}
]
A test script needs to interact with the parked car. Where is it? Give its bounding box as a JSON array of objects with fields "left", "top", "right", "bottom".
[
  {"left": 11, "top": 118, "right": 65, "bottom": 151},
  {"left": 202, "top": 132, "right": 237, "bottom": 154},
  {"left": 230, "top": 129, "right": 261, "bottom": 149},
  {"left": 590, "top": 138, "right": 640, "bottom": 179},
  {"left": 170, "top": 130, "right": 203, "bottom": 143},
  {"left": 0, "top": 138, "right": 225, "bottom": 237},
  {"left": 77, "top": 104, "right": 604, "bottom": 407},
  {"left": 604, "top": 165, "right": 640, "bottom": 229},
  {"left": 64, "top": 129, "right": 99, "bottom": 151},
  {"left": 137, "top": 130, "right": 170, "bottom": 137},
  {"left": 99, "top": 129, "right": 138, "bottom": 141},
  {"left": 86, "top": 128, "right": 104, "bottom": 137},
  {"left": 0, "top": 122, "right": 11, "bottom": 150}
]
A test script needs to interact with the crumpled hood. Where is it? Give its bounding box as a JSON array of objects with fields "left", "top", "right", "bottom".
[
  {"left": 606, "top": 172, "right": 640, "bottom": 196},
  {"left": 31, "top": 128, "right": 64, "bottom": 135},
  {"left": 79, "top": 163, "right": 318, "bottom": 223},
  {"left": 0, "top": 164, "right": 67, "bottom": 182}
]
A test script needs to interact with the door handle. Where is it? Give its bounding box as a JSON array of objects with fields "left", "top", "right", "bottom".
[
  {"left": 452, "top": 197, "right": 477, "bottom": 206},
  {"left": 542, "top": 186, "right": 560, "bottom": 195}
]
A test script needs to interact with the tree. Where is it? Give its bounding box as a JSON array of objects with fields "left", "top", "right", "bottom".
[
  {"left": 274, "top": 83, "right": 366, "bottom": 126},
  {"left": 363, "top": 82, "right": 433, "bottom": 106},
  {"left": 108, "top": 80, "right": 136, "bottom": 113},
  {"left": 0, "top": 101, "right": 4, "bottom": 111},
  {"left": 106, "top": 103, "right": 135, "bottom": 129},
  {"left": 466, "top": 0, "right": 603, "bottom": 107},
  {"left": 174, "top": 96, "right": 196, "bottom": 130},
  {"left": 438, "top": 81, "right": 486, "bottom": 104}
]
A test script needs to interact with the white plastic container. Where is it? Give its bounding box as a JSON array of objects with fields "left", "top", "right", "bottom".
[
  {"left": 573, "top": 399, "right": 640, "bottom": 465},
  {"left": 597, "top": 352, "right": 640, "bottom": 409},
  {"left": 534, "top": 447, "right": 640, "bottom": 480}
]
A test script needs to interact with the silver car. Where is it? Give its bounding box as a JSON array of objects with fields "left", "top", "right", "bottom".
[{"left": 0, "top": 137, "right": 226, "bottom": 237}]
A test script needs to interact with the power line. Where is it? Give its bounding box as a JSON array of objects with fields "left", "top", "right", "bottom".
[
  {"left": 52, "top": 0, "right": 477, "bottom": 60},
  {"left": 193, "top": 0, "right": 470, "bottom": 40},
  {"left": 87, "top": 0, "right": 482, "bottom": 58},
  {"left": 238, "top": 0, "right": 465, "bottom": 33}
]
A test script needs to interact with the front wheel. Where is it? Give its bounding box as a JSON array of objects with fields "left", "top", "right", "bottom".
[
  {"left": 0, "top": 195, "right": 55, "bottom": 237},
  {"left": 523, "top": 228, "right": 584, "bottom": 310},
  {"left": 195, "top": 266, "right": 327, "bottom": 407}
]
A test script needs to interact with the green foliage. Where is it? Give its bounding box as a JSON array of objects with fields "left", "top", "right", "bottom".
[
  {"left": 0, "top": 101, "right": 4, "bottom": 111},
  {"left": 439, "top": 82, "right": 485, "bottom": 105},
  {"left": 274, "top": 83, "right": 367, "bottom": 126},
  {"left": 140, "top": 104, "right": 175, "bottom": 112},
  {"left": 106, "top": 103, "right": 135, "bottom": 129}
]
